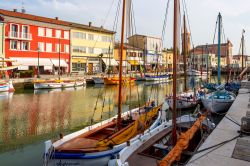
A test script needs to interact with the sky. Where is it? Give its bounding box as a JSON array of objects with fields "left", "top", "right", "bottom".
[{"left": 1, "top": 0, "right": 250, "bottom": 55}]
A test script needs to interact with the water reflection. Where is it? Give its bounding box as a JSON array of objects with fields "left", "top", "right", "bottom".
[{"left": 0, "top": 76, "right": 224, "bottom": 154}]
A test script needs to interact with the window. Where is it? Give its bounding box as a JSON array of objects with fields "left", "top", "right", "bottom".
[
  {"left": 88, "top": 47, "right": 94, "bottom": 54},
  {"left": 56, "top": 30, "right": 61, "bottom": 38},
  {"left": 38, "top": 42, "right": 44, "bottom": 52},
  {"left": 22, "top": 26, "right": 29, "bottom": 39},
  {"left": 64, "top": 31, "right": 69, "bottom": 39},
  {"left": 102, "top": 48, "right": 109, "bottom": 54},
  {"left": 46, "top": 28, "right": 52, "bottom": 37},
  {"left": 10, "top": 24, "right": 18, "bottom": 38},
  {"left": 38, "top": 27, "right": 45, "bottom": 36},
  {"left": 22, "top": 41, "right": 29, "bottom": 51},
  {"left": 55, "top": 44, "right": 60, "bottom": 52},
  {"left": 72, "top": 32, "right": 86, "bottom": 39},
  {"left": 102, "top": 36, "right": 109, "bottom": 42},
  {"left": 72, "top": 46, "right": 86, "bottom": 53},
  {"left": 65, "top": 45, "right": 69, "bottom": 53},
  {"left": 10, "top": 40, "right": 18, "bottom": 50},
  {"left": 46, "top": 43, "right": 52, "bottom": 52},
  {"left": 88, "top": 34, "right": 94, "bottom": 40}
]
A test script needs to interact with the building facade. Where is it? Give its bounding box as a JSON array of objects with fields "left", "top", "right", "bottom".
[
  {"left": 128, "top": 34, "right": 162, "bottom": 71},
  {"left": 192, "top": 41, "right": 233, "bottom": 64},
  {"left": 114, "top": 43, "right": 144, "bottom": 72},
  {"left": 0, "top": 22, "right": 4, "bottom": 59},
  {"left": 0, "top": 9, "right": 71, "bottom": 74},
  {"left": 162, "top": 50, "right": 173, "bottom": 73},
  {"left": 70, "top": 23, "right": 115, "bottom": 74}
]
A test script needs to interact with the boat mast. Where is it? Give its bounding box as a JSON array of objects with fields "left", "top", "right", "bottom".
[
  {"left": 172, "top": 0, "right": 178, "bottom": 145},
  {"left": 108, "top": 45, "right": 111, "bottom": 78},
  {"left": 217, "top": 13, "right": 222, "bottom": 85},
  {"left": 117, "top": 0, "right": 126, "bottom": 129},
  {"left": 241, "top": 30, "right": 245, "bottom": 72},
  {"left": 206, "top": 44, "right": 209, "bottom": 83},
  {"left": 183, "top": 15, "right": 187, "bottom": 92},
  {"left": 201, "top": 46, "right": 203, "bottom": 76},
  {"left": 226, "top": 40, "right": 230, "bottom": 83}
]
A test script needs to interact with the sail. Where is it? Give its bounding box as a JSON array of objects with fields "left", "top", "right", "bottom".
[{"left": 159, "top": 115, "right": 206, "bottom": 166}]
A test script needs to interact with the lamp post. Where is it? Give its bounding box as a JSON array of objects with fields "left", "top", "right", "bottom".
[
  {"left": 58, "top": 37, "right": 61, "bottom": 80},
  {"left": 37, "top": 47, "right": 40, "bottom": 78}
]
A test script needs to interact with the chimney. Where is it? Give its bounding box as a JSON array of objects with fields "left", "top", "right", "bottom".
[
  {"left": 21, "top": 8, "right": 26, "bottom": 13},
  {"left": 13, "top": 9, "right": 17, "bottom": 12},
  {"left": 100, "top": 26, "right": 103, "bottom": 29},
  {"left": 89, "top": 22, "right": 92, "bottom": 27},
  {"left": 55, "top": 17, "right": 59, "bottom": 20}
]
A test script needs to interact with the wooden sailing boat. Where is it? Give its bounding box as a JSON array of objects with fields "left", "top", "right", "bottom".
[
  {"left": 166, "top": 15, "right": 203, "bottom": 109},
  {"left": 202, "top": 13, "right": 236, "bottom": 114},
  {"left": 43, "top": 1, "right": 162, "bottom": 165},
  {"left": 110, "top": 1, "right": 214, "bottom": 165},
  {"left": 144, "top": 45, "right": 170, "bottom": 82}
]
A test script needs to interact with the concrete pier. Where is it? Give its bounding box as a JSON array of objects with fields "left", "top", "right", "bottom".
[{"left": 187, "top": 81, "right": 250, "bottom": 166}]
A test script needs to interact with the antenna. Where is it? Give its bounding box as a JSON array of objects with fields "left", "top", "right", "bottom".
[{"left": 21, "top": 0, "right": 26, "bottom": 13}]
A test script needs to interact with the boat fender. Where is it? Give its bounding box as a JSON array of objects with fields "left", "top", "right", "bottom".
[
  {"left": 126, "top": 141, "right": 130, "bottom": 146},
  {"left": 108, "top": 143, "right": 114, "bottom": 149},
  {"left": 59, "top": 133, "right": 63, "bottom": 139}
]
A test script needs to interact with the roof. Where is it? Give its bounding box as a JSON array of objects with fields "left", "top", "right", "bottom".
[
  {"left": 115, "top": 43, "right": 143, "bottom": 51},
  {"left": 128, "top": 34, "right": 161, "bottom": 40},
  {"left": 0, "top": 8, "right": 115, "bottom": 34},
  {"left": 191, "top": 41, "right": 233, "bottom": 57}
]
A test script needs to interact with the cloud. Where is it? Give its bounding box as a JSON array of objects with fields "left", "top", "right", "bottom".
[{"left": 0, "top": 0, "right": 250, "bottom": 54}]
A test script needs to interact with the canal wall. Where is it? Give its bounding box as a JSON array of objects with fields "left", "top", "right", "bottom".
[{"left": 186, "top": 81, "right": 250, "bottom": 166}]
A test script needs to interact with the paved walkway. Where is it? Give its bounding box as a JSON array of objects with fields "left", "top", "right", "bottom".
[{"left": 187, "top": 81, "right": 250, "bottom": 166}]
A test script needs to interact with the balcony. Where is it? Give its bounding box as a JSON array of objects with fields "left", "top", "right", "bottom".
[{"left": 7, "top": 31, "right": 32, "bottom": 40}]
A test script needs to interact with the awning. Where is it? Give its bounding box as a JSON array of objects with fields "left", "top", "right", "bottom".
[
  {"left": 10, "top": 58, "right": 53, "bottom": 67},
  {"left": 44, "top": 66, "right": 53, "bottom": 70},
  {"left": 0, "top": 66, "right": 19, "bottom": 71},
  {"left": 18, "top": 66, "right": 29, "bottom": 70},
  {"left": 50, "top": 59, "right": 68, "bottom": 67},
  {"left": 128, "top": 60, "right": 143, "bottom": 65},
  {"left": 71, "top": 58, "right": 87, "bottom": 63},
  {"left": 118, "top": 60, "right": 130, "bottom": 67},
  {"left": 102, "top": 58, "right": 118, "bottom": 66}
]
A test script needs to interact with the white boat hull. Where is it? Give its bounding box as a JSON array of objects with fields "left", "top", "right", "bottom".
[
  {"left": 34, "top": 83, "right": 62, "bottom": 89},
  {"left": 34, "top": 80, "right": 85, "bottom": 90},
  {"left": 202, "top": 98, "right": 234, "bottom": 113}
]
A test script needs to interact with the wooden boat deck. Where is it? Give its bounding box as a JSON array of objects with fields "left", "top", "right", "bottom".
[{"left": 126, "top": 127, "right": 172, "bottom": 166}]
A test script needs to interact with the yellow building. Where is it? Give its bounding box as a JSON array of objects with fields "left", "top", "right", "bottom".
[
  {"left": 114, "top": 43, "right": 144, "bottom": 72},
  {"left": 0, "top": 22, "right": 4, "bottom": 58},
  {"left": 70, "top": 23, "right": 115, "bottom": 74},
  {"left": 162, "top": 50, "right": 173, "bottom": 72}
]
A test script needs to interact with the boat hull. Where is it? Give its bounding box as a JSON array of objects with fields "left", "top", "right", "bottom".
[
  {"left": 104, "top": 77, "right": 135, "bottom": 85},
  {"left": 202, "top": 98, "right": 234, "bottom": 113},
  {"left": 0, "top": 80, "right": 15, "bottom": 92},
  {"left": 44, "top": 104, "right": 162, "bottom": 166},
  {"left": 166, "top": 98, "right": 198, "bottom": 109},
  {"left": 34, "top": 80, "right": 85, "bottom": 89},
  {"left": 144, "top": 75, "right": 169, "bottom": 82},
  {"left": 93, "top": 77, "right": 104, "bottom": 84}
]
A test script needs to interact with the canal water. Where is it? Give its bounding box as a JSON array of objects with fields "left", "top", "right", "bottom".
[{"left": 0, "top": 76, "right": 224, "bottom": 166}]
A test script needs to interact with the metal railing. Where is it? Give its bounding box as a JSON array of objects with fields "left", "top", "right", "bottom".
[{"left": 8, "top": 31, "right": 32, "bottom": 40}]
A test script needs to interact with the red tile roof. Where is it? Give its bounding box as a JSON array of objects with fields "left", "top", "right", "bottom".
[{"left": 0, "top": 8, "right": 115, "bottom": 34}]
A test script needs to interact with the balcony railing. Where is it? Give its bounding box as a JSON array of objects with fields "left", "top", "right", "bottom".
[{"left": 8, "top": 31, "right": 32, "bottom": 40}]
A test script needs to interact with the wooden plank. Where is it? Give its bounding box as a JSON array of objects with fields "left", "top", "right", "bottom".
[{"left": 232, "top": 137, "right": 250, "bottom": 162}]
